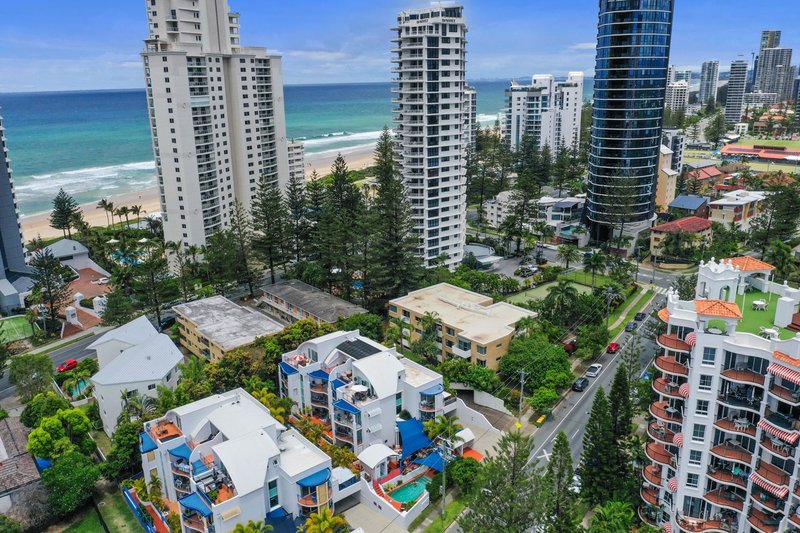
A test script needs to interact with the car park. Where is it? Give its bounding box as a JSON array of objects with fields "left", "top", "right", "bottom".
[{"left": 586, "top": 363, "right": 603, "bottom": 377}]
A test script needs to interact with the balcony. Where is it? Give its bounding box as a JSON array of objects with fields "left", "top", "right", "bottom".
[
  {"left": 765, "top": 409, "right": 799, "bottom": 431},
  {"left": 183, "top": 515, "right": 206, "bottom": 532},
  {"left": 713, "top": 417, "right": 757, "bottom": 438},
  {"left": 310, "top": 384, "right": 328, "bottom": 393},
  {"left": 638, "top": 505, "right": 659, "bottom": 527},
  {"left": 641, "top": 485, "right": 660, "bottom": 506},
  {"left": 755, "top": 460, "right": 790, "bottom": 487},
  {"left": 750, "top": 489, "right": 784, "bottom": 513},
  {"left": 298, "top": 488, "right": 331, "bottom": 508},
  {"left": 747, "top": 507, "right": 782, "bottom": 532},
  {"left": 645, "top": 442, "right": 674, "bottom": 466},
  {"left": 702, "top": 488, "right": 744, "bottom": 511},
  {"left": 657, "top": 333, "right": 691, "bottom": 352},
  {"left": 650, "top": 401, "right": 683, "bottom": 424},
  {"left": 676, "top": 514, "right": 734, "bottom": 532},
  {"left": 655, "top": 355, "right": 689, "bottom": 376},
  {"left": 718, "top": 392, "right": 762, "bottom": 412},
  {"left": 653, "top": 377, "right": 685, "bottom": 399},
  {"left": 419, "top": 401, "right": 436, "bottom": 412},
  {"left": 760, "top": 435, "right": 794, "bottom": 458},
  {"left": 642, "top": 464, "right": 663, "bottom": 485},
  {"left": 721, "top": 367, "right": 765, "bottom": 386},
  {"left": 707, "top": 466, "right": 747, "bottom": 489},
  {"left": 768, "top": 382, "right": 800, "bottom": 405},
  {"left": 648, "top": 421, "right": 676, "bottom": 443},
  {"left": 334, "top": 431, "right": 354, "bottom": 444},
  {"left": 709, "top": 442, "right": 752, "bottom": 465}
]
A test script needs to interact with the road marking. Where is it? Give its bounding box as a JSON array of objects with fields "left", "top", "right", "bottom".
[
  {"left": 572, "top": 428, "right": 581, "bottom": 439},
  {"left": 537, "top": 450, "right": 551, "bottom": 462}
]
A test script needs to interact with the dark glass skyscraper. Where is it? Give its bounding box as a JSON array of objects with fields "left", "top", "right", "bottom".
[{"left": 586, "top": 0, "right": 674, "bottom": 244}]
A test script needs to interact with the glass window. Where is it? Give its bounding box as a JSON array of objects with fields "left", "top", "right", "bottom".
[
  {"left": 695, "top": 400, "right": 709, "bottom": 416},
  {"left": 691, "top": 424, "right": 705, "bottom": 443},
  {"left": 702, "top": 347, "right": 716, "bottom": 365},
  {"left": 688, "top": 450, "right": 702, "bottom": 466},
  {"left": 477, "top": 345, "right": 487, "bottom": 355},
  {"left": 268, "top": 478, "right": 279, "bottom": 509},
  {"left": 389, "top": 305, "right": 397, "bottom": 313},
  {"left": 445, "top": 327, "right": 454, "bottom": 336},
  {"left": 699, "top": 375, "right": 712, "bottom": 391},
  {"left": 686, "top": 473, "right": 699, "bottom": 488}
]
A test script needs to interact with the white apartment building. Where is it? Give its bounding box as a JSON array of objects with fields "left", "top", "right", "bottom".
[
  {"left": 391, "top": 6, "right": 469, "bottom": 269},
  {"left": 463, "top": 85, "right": 477, "bottom": 155},
  {"left": 642, "top": 256, "right": 800, "bottom": 533},
  {"left": 756, "top": 47, "right": 794, "bottom": 101},
  {"left": 279, "top": 330, "right": 456, "bottom": 454},
  {"left": 502, "top": 72, "right": 584, "bottom": 152},
  {"left": 726, "top": 61, "right": 749, "bottom": 124},
  {"left": 665, "top": 81, "right": 690, "bottom": 112},
  {"left": 743, "top": 92, "right": 779, "bottom": 111},
  {"left": 484, "top": 191, "right": 587, "bottom": 245},
  {"left": 287, "top": 140, "right": 305, "bottom": 184},
  {"left": 142, "top": 0, "right": 289, "bottom": 247},
  {"left": 484, "top": 190, "right": 512, "bottom": 229},
  {"left": 662, "top": 128, "right": 685, "bottom": 175},
  {"left": 709, "top": 190, "right": 766, "bottom": 232},
  {"left": 668, "top": 65, "right": 692, "bottom": 84},
  {"left": 699, "top": 61, "right": 720, "bottom": 105},
  {"left": 141, "top": 388, "right": 359, "bottom": 533}
]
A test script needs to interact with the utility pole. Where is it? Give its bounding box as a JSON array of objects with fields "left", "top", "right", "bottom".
[{"left": 519, "top": 370, "right": 527, "bottom": 420}]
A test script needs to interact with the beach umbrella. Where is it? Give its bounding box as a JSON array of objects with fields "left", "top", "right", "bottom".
[
  {"left": 106, "top": 239, "right": 120, "bottom": 244},
  {"left": 137, "top": 238, "right": 150, "bottom": 244}
]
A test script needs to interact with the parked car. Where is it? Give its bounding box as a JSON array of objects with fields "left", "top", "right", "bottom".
[
  {"left": 58, "top": 359, "right": 78, "bottom": 373},
  {"left": 634, "top": 312, "right": 647, "bottom": 321},
  {"left": 572, "top": 377, "right": 589, "bottom": 392},
  {"left": 562, "top": 341, "right": 577, "bottom": 355},
  {"left": 606, "top": 342, "right": 621, "bottom": 354},
  {"left": 517, "top": 267, "right": 536, "bottom": 278},
  {"left": 585, "top": 363, "right": 603, "bottom": 378},
  {"left": 625, "top": 321, "right": 638, "bottom": 332}
]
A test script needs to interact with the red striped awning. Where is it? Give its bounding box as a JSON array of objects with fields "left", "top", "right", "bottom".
[
  {"left": 672, "top": 433, "right": 684, "bottom": 448},
  {"left": 663, "top": 523, "right": 673, "bottom": 533},
  {"left": 767, "top": 363, "right": 800, "bottom": 387},
  {"left": 750, "top": 472, "right": 789, "bottom": 499},
  {"left": 679, "top": 382, "right": 690, "bottom": 398},
  {"left": 757, "top": 419, "right": 800, "bottom": 444},
  {"left": 685, "top": 332, "right": 697, "bottom": 346},
  {"left": 667, "top": 477, "right": 678, "bottom": 492}
]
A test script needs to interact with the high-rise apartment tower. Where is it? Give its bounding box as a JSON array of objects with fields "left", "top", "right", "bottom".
[
  {"left": 142, "top": 0, "right": 289, "bottom": 247},
  {"left": 725, "top": 60, "right": 749, "bottom": 124},
  {"left": 585, "top": 0, "right": 674, "bottom": 244},
  {"left": 392, "top": 6, "right": 468, "bottom": 269},
  {"left": 756, "top": 47, "right": 794, "bottom": 101},
  {"left": 699, "top": 60, "right": 720, "bottom": 105}
]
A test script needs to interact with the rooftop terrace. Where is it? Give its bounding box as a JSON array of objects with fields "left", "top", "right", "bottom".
[{"left": 736, "top": 290, "right": 795, "bottom": 341}]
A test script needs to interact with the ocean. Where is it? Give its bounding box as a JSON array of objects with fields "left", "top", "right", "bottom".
[{"left": 0, "top": 79, "right": 593, "bottom": 216}]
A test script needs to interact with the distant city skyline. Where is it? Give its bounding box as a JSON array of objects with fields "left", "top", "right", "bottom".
[{"left": 1, "top": 0, "right": 799, "bottom": 92}]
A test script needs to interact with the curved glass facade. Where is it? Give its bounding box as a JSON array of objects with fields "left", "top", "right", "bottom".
[{"left": 586, "top": 0, "right": 674, "bottom": 241}]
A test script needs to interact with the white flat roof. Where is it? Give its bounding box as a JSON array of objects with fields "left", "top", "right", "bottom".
[
  {"left": 400, "top": 358, "right": 440, "bottom": 388},
  {"left": 278, "top": 429, "right": 330, "bottom": 478},
  {"left": 214, "top": 429, "right": 279, "bottom": 496},
  {"left": 357, "top": 443, "right": 398, "bottom": 469},
  {"left": 91, "top": 333, "right": 182, "bottom": 386},
  {"left": 175, "top": 296, "right": 284, "bottom": 349}
]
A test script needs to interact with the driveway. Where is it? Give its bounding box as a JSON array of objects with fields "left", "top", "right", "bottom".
[{"left": 343, "top": 503, "right": 408, "bottom": 533}]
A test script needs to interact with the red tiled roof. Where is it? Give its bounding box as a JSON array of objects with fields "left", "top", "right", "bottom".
[
  {"left": 651, "top": 216, "right": 712, "bottom": 234},
  {"left": 774, "top": 351, "right": 800, "bottom": 369},
  {"left": 689, "top": 167, "right": 723, "bottom": 180},
  {"left": 721, "top": 256, "right": 775, "bottom": 272},
  {"left": 694, "top": 300, "right": 743, "bottom": 319},
  {"left": 721, "top": 144, "right": 800, "bottom": 160}
]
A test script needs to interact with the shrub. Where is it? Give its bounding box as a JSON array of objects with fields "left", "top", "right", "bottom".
[{"left": 529, "top": 387, "right": 559, "bottom": 411}]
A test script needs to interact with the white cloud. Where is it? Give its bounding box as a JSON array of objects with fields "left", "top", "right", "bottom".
[
  {"left": 569, "top": 42, "right": 596, "bottom": 50},
  {"left": 283, "top": 50, "right": 352, "bottom": 61}
]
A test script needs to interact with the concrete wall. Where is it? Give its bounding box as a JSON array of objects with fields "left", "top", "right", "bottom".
[
  {"left": 450, "top": 384, "right": 513, "bottom": 416},
  {"left": 455, "top": 398, "right": 504, "bottom": 432}
]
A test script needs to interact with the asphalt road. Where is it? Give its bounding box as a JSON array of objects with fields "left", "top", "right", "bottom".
[{"left": 0, "top": 333, "right": 99, "bottom": 400}]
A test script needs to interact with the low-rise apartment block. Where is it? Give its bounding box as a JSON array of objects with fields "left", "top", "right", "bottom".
[
  {"left": 140, "top": 388, "right": 357, "bottom": 533},
  {"left": 287, "top": 140, "right": 305, "bottom": 184},
  {"left": 174, "top": 296, "right": 284, "bottom": 360},
  {"left": 257, "top": 280, "right": 367, "bottom": 325},
  {"left": 709, "top": 190, "right": 766, "bottom": 232},
  {"left": 649, "top": 217, "right": 713, "bottom": 259},
  {"left": 388, "top": 283, "right": 536, "bottom": 369},
  {"left": 279, "top": 330, "right": 456, "bottom": 453}
]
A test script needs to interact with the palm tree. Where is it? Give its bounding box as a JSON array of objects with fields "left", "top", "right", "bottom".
[
  {"left": 588, "top": 501, "right": 634, "bottom": 532},
  {"left": 130, "top": 204, "right": 143, "bottom": 224},
  {"left": 233, "top": 520, "right": 273, "bottom": 533},
  {"left": 301, "top": 507, "right": 346, "bottom": 533},
  {"left": 424, "top": 414, "right": 464, "bottom": 442},
  {"left": 385, "top": 316, "right": 410, "bottom": 353},
  {"left": 116, "top": 206, "right": 130, "bottom": 227},
  {"left": 179, "top": 357, "right": 206, "bottom": 382},
  {"left": 764, "top": 240, "right": 796, "bottom": 281},
  {"left": 187, "top": 244, "right": 202, "bottom": 277},
  {"left": 556, "top": 244, "right": 580, "bottom": 269},
  {"left": 660, "top": 230, "right": 695, "bottom": 260},
  {"left": 546, "top": 280, "right": 579, "bottom": 317},
  {"left": 97, "top": 198, "right": 111, "bottom": 227},
  {"left": 107, "top": 201, "right": 116, "bottom": 226},
  {"left": 251, "top": 388, "right": 288, "bottom": 424},
  {"left": 583, "top": 252, "right": 607, "bottom": 288},
  {"left": 118, "top": 389, "right": 158, "bottom": 425}
]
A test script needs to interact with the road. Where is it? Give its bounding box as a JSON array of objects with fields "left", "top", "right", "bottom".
[{"left": 0, "top": 334, "right": 99, "bottom": 400}]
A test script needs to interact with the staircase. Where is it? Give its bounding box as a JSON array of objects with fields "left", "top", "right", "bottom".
[{"left": 787, "top": 313, "right": 800, "bottom": 333}]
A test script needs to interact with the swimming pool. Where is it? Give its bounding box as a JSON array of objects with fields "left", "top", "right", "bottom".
[
  {"left": 71, "top": 379, "right": 90, "bottom": 397},
  {"left": 388, "top": 476, "right": 431, "bottom": 503}
]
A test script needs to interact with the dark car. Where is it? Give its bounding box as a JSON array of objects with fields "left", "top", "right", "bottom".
[
  {"left": 562, "top": 341, "right": 577, "bottom": 355},
  {"left": 572, "top": 378, "right": 589, "bottom": 392},
  {"left": 634, "top": 312, "right": 647, "bottom": 321},
  {"left": 625, "top": 321, "right": 638, "bottom": 332}
]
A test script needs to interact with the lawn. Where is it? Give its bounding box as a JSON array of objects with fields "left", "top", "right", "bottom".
[
  {"left": 560, "top": 270, "right": 616, "bottom": 289},
  {"left": 0, "top": 316, "right": 33, "bottom": 342},
  {"left": 96, "top": 489, "right": 143, "bottom": 532},
  {"left": 424, "top": 496, "right": 468, "bottom": 533},
  {"left": 90, "top": 429, "right": 114, "bottom": 457},
  {"left": 737, "top": 290, "right": 795, "bottom": 341},
  {"left": 734, "top": 138, "right": 800, "bottom": 150},
  {"left": 506, "top": 282, "right": 591, "bottom": 304},
  {"left": 63, "top": 507, "right": 102, "bottom": 533}
]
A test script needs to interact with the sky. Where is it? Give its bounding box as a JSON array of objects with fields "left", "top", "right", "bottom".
[{"left": 1, "top": 0, "right": 799, "bottom": 92}]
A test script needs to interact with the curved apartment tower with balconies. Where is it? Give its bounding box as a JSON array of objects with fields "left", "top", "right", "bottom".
[
  {"left": 642, "top": 256, "right": 800, "bottom": 533},
  {"left": 586, "top": 0, "right": 674, "bottom": 245},
  {"left": 392, "top": 6, "right": 468, "bottom": 268}
]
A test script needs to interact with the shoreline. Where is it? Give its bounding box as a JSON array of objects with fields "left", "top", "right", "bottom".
[{"left": 19, "top": 143, "right": 376, "bottom": 242}]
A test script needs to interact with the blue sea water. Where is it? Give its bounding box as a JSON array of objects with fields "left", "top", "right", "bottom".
[{"left": 0, "top": 79, "right": 592, "bottom": 216}]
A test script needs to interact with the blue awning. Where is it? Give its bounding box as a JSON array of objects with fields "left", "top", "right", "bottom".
[
  {"left": 421, "top": 383, "right": 444, "bottom": 396},
  {"left": 267, "top": 507, "right": 289, "bottom": 519},
  {"left": 192, "top": 459, "right": 209, "bottom": 475},
  {"left": 309, "top": 369, "right": 330, "bottom": 380},
  {"left": 333, "top": 399, "right": 360, "bottom": 414},
  {"left": 398, "top": 418, "right": 433, "bottom": 461},
  {"left": 179, "top": 492, "right": 212, "bottom": 517},
  {"left": 412, "top": 450, "right": 446, "bottom": 472},
  {"left": 331, "top": 378, "right": 346, "bottom": 391},
  {"left": 168, "top": 443, "right": 192, "bottom": 461},
  {"left": 297, "top": 468, "right": 331, "bottom": 488},
  {"left": 35, "top": 457, "right": 52, "bottom": 471},
  {"left": 140, "top": 431, "right": 157, "bottom": 453},
  {"left": 279, "top": 361, "right": 298, "bottom": 376}
]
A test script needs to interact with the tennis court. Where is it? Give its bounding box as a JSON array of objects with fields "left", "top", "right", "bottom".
[{"left": 0, "top": 316, "right": 33, "bottom": 342}]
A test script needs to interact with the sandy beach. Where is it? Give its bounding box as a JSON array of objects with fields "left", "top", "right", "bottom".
[{"left": 19, "top": 144, "right": 376, "bottom": 242}]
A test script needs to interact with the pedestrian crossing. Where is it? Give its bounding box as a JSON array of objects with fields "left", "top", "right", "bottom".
[{"left": 647, "top": 285, "right": 669, "bottom": 295}]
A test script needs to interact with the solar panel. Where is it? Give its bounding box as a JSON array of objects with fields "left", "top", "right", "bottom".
[{"left": 338, "top": 339, "right": 381, "bottom": 360}]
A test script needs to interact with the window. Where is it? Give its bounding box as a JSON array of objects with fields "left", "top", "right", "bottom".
[
  {"left": 695, "top": 400, "right": 709, "bottom": 416},
  {"left": 702, "top": 347, "right": 716, "bottom": 365},
  {"left": 268, "top": 478, "right": 279, "bottom": 509},
  {"left": 699, "top": 375, "right": 712, "bottom": 391},
  {"left": 457, "top": 339, "right": 471, "bottom": 351},
  {"left": 691, "top": 424, "right": 706, "bottom": 443},
  {"left": 389, "top": 305, "right": 397, "bottom": 313},
  {"left": 445, "top": 327, "right": 454, "bottom": 336},
  {"left": 148, "top": 384, "right": 156, "bottom": 390},
  {"left": 688, "top": 450, "right": 702, "bottom": 466},
  {"left": 477, "top": 345, "right": 487, "bottom": 355},
  {"left": 686, "top": 473, "right": 699, "bottom": 488}
]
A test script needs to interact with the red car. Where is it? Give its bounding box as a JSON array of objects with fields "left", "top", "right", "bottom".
[
  {"left": 606, "top": 343, "right": 621, "bottom": 354},
  {"left": 57, "top": 359, "right": 78, "bottom": 372}
]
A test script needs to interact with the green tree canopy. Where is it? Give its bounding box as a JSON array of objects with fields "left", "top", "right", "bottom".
[
  {"left": 500, "top": 334, "right": 572, "bottom": 391},
  {"left": 21, "top": 391, "right": 71, "bottom": 428},
  {"left": 41, "top": 451, "right": 100, "bottom": 517},
  {"left": 10, "top": 353, "right": 54, "bottom": 403},
  {"left": 336, "top": 313, "right": 384, "bottom": 342},
  {"left": 543, "top": 431, "right": 578, "bottom": 533}
]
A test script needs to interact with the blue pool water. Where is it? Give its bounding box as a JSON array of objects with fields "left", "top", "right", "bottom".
[
  {"left": 71, "top": 379, "right": 89, "bottom": 397},
  {"left": 388, "top": 476, "right": 432, "bottom": 503}
]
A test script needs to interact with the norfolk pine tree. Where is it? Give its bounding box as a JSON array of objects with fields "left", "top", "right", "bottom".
[
  {"left": 49, "top": 188, "right": 80, "bottom": 239},
  {"left": 229, "top": 200, "right": 261, "bottom": 296},
  {"left": 284, "top": 169, "right": 309, "bottom": 263},
  {"left": 29, "top": 249, "right": 72, "bottom": 335},
  {"left": 251, "top": 179, "right": 289, "bottom": 285},
  {"left": 543, "top": 431, "right": 578, "bottom": 533},
  {"left": 580, "top": 386, "right": 615, "bottom": 506}
]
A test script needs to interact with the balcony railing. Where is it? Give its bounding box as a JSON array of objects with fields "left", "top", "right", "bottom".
[
  {"left": 655, "top": 355, "right": 689, "bottom": 376},
  {"left": 645, "top": 442, "right": 674, "bottom": 465},
  {"left": 642, "top": 464, "right": 662, "bottom": 485},
  {"left": 677, "top": 514, "right": 736, "bottom": 532},
  {"left": 702, "top": 488, "right": 744, "bottom": 511},
  {"left": 657, "top": 333, "right": 691, "bottom": 352},
  {"left": 721, "top": 367, "right": 765, "bottom": 386},
  {"left": 648, "top": 421, "right": 676, "bottom": 443},
  {"left": 709, "top": 442, "right": 753, "bottom": 464},
  {"left": 760, "top": 435, "right": 794, "bottom": 458},
  {"left": 707, "top": 465, "right": 747, "bottom": 488},
  {"left": 650, "top": 401, "right": 683, "bottom": 423},
  {"left": 755, "top": 460, "right": 790, "bottom": 487},
  {"left": 298, "top": 489, "right": 331, "bottom": 507},
  {"left": 747, "top": 507, "right": 782, "bottom": 532},
  {"left": 641, "top": 485, "right": 659, "bottom": 506},
  {"left": 419, "top": 402, "right": 436, "bottom": 412},
  {"left": 653, "top": 377, "right": 685, "bottom": 398},
  {"left": 718, "top": 392, "right": 763, "bottom": 412},
  {"left": 768, "top": 382, "right": 800, "bottom": 405},
  {"left": 713, "top": 417, "right": 757, "bottom": 438},
  {"left": 750, "top": 488, "right": 784, "bottom": 513},
  {"left": 638, "top": 505, "right": 659, "bottom": 527}
]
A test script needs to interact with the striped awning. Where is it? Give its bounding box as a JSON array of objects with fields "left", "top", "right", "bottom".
[
  {"left": 668, "top": 477, "right": 678, "bottom": 492},
  {"left": 767, "top": 363, "right": 800, "bottom": 386},
  {"left": 672, "top": 433, "right": 684, "bottom": 448},
  {"left": 757, "top": 419, "right": 800, "bottom": 444},
  {"left": 749, "top": 472, "right": 789, "bottom": 499},
  {"left": 685, "top": 332, "right": 697, "bottom": 346},
  {"left": 679, "top": 382, "right": 690, "bottom": 398},
  {"left": 663, "top": 523, "right": 673, "bottom": 533}
]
